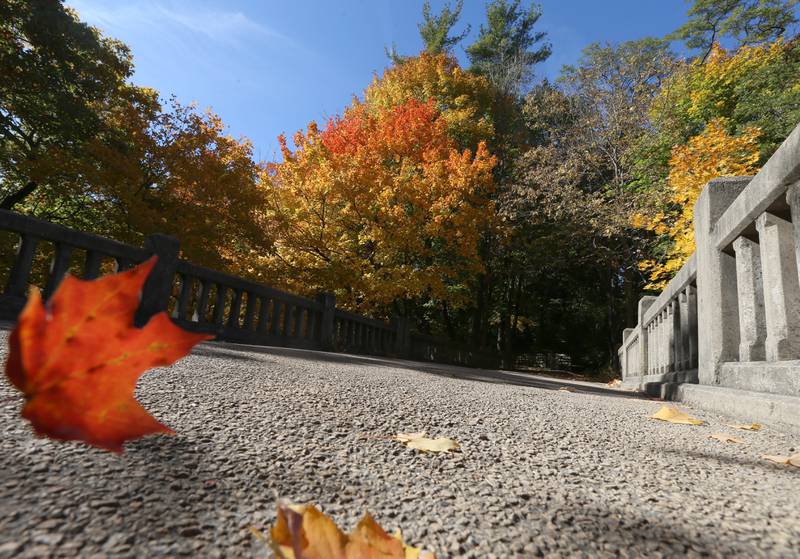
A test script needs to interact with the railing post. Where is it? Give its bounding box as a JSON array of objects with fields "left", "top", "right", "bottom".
[
  {"left": 317, "top": 292, "right": 336, "bottom": 351},
  {"left": 732, "top": 236, "right": 767, "bottom": 361},
  {"left": 135, "top": 234, "right": 180, "bottom": 327},
  {"left": 637, "top": 296, "right": 656, "bottom": 380},
  {"left": 391, "top": 315, "right": 410, "bottom": 358},
  {"left": 694, "top": 177, "right": 749, "bottom": 384},
  {"left": 620, "top": 328, "right": 634, "bottom": 378},
  {"left": 754, "top": 212, "right": 800, "bottom": 360}
]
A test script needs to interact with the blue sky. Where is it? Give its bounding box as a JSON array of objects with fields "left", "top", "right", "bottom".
[{"left": 67, "top": 0, "right": 691, "bottom": 161}]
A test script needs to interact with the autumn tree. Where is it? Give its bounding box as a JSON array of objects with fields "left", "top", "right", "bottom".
[
  {"left": 650, "top": 40, "right": 800, "bottom": 159},
  {"left": 262, "top": 99, "right": 496, "bottom": 316},
  {"left": 365, "top": 52, "right": 497, "bottom": 152},
  {"left": 638, "top": 119, "right": 761, "bottom": 287},
  {"left": 634, "top": 39, "right": 800, "bottom": 287},
  {"left": 0, "top": 1, "right": 269, "bottom": 274},
  {"left": 80, "top": 94, "right": 269, "bottom": 273}
]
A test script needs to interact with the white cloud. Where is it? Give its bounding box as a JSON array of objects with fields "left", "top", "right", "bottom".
[{"left": 67, "top": 0, "right": 289, "bottom": 48}]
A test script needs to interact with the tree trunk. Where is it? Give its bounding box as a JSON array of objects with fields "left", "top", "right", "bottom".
[{"left": 0, "top": 180, "right": 38, "bottom": 211}]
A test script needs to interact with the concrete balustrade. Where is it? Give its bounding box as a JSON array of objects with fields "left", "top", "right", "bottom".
[
  {"left": 733, "top": 236, "right": 766, "bottom": 361},
  {"left": 754, "top": 212, "right": 800, "bottom": 360},
  {"left": 620, "top": 122, "right": 800, "bottom": 427}
]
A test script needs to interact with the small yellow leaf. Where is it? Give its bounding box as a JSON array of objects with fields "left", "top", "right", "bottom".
[
  {"left": 762, "top": 454, "right": 800, "bottom": 467},
  {"left": 394, "top": 432, "right": 427, "bottom": 443},
  {"left": 709, "top": 433, "right": 744, "bottom": 444},
  {"left": 394, "top": 432, "right": 459, "bottom": 453},
  {"left": 725, "top": 423, "right": 761, "bottom": 431},
  {"left": 650, "top": 405, "right": 705, "bottom": 425}
]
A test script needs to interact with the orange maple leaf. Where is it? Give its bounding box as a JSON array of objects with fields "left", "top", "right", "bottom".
[{"left": 5, "top": 257, "right": 212, "bottom": 452}]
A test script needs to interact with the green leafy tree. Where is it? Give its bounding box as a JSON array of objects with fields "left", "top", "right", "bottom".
[
  {"left": 466, "top": 0, "right": 551, "bottom": 96},
  {"left": 0, "top": 0, "right": 133, "bottom": 210},
  {"left": 672, "top": 0, "right": 799, "bottom": 58}
]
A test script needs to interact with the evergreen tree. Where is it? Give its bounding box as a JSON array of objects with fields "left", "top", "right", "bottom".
[{"left": 466, "top": 0, "right": 551, "bottom": 96}]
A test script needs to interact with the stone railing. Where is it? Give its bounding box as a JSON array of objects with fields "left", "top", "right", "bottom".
[
  {"left": 0, "top": 209, "right": 461, "bottom": 362},
  {"left": 619, "top": 255, "right": 698, "bottom": 395},
  {"left": 620, "top": 121, "right": 800, "bottom": 404}
]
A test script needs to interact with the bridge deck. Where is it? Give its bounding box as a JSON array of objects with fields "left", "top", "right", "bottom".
[{"left": 1, "top": 336, "right": 799, "bottom": 557}]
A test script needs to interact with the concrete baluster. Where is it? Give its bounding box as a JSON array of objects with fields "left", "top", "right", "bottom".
[
  {"left": 671, "top": 300, "right": 681, "bottom": 371},
  {"left": 732, "top": 236, "right": 766, "bottom": 361},
  {"left": 755, "top": 212, "right": 800, "bottom": 361},
  {"left": 679, "top": 290, "right": 690, "bottom": 369}
]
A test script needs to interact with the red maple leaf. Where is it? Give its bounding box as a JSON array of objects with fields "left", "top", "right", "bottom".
[{"left": 5, "top": 257, "right": 212, "bottom": 452}]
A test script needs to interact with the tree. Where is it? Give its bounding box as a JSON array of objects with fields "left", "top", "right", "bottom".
[
  {"left": 466, "top": 0, "right": 551, "bottom": 96},
  {"left": 386, "top": 0, "right": 470, "bottom": 64},
  {"left": 651, "top": 40, "right": 800, "bottom": 159},
  {"left": 499, "top": 39, "right": 678, "bottom": 367},
  {"left": 364, "top": 52, "right": 497, "bottom": 152},
  {"left": 0, "top": 0, "right": 133, "bottom": 210},
  {"left": 262, "top": 99, "right": 496, "bottom": 316},
  {"left": 80, "top": 95, "right": 269, "bottom": 273},
  {"left": 637, "top": 119, "right": 761, "bottom": 287},
  {"left": 419, "top": 0, "right": 471, "bottom": 54},
  {"left": 672, "top": 0, "right": 799, "bottom": 58}
]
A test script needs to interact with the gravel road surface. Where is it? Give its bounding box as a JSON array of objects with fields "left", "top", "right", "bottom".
[{"left": 2, "top": 335, "right": 800, "bottom": 558}]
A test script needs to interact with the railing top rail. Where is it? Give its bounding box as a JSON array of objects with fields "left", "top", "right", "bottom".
[
  {"left": 0, "top": 209, "right": 148, "bottom": 261},
  {"left": 643, "top": 253, "right": 697, "bottom": 326},
  {"left": 713, "top": 123, "right": 800, "bottom": 252},
  {"left": 176, "top": 260, "right": 323, "bottom": 311},
  {"left": 624, "top": 330, "right": 640, "bottom": 350},
  {"left": 333, "top": 307, "right": 393, "bottom": 331}
]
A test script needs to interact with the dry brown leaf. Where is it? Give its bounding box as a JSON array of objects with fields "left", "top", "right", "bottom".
[
  {"left": 394, "top": 432, "right": 460, "bottom": 453},
  {"left": 558, "top": 386, "right": 576, "bottom": 392},
  {"left": 762, "top": 454, "right": 800, "bottom": 467},
  {"left": 709, "top": 433, "right": 744, "bottom": 444},
  {"left": 650, "top": 405, "right": 705, "bottom": 425},
  {"left": 264, "top": 501, "right": 436, "bottom": 559},
  {"left": 725, "top": 423, "right": 762, "bottom": 431},
  {"left": 606, "top": 379, "right": 622, "bottom": 388}
]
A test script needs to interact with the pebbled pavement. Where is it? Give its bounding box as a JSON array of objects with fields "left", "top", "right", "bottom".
[{"left": 1, "top": 335, "right": 800, "bottom": 558}]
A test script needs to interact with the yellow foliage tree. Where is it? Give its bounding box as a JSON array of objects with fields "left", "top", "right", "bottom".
[
  {"left": 638, "top": 118, "right": 760, "bottom": 288},
  {"left": 261, "top": 98, "right": 496, "bottom": 314}
]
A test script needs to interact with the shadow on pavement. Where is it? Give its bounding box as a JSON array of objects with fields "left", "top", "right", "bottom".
[{"left": 201, "top": 341, "right": 654, "bottom": 402}]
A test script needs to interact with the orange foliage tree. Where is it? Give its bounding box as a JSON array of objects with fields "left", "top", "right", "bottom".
[
  {"left": 363, "top": 52, "right": 497, "bottom": 151},
  {"left": 261, "top": 98, "right": 496, "bottom": 314},
  {"left": 84, "top": 91, "right": 269, "bottom": 274}
]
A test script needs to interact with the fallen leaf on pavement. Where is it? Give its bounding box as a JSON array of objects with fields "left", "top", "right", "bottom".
[
  {"left": 725, "top": 423, "right": 761, "bottom": 431},
  {"left": 606, "top": 379, "right": 622, "bottom": 388},
  {"left": 263, "top": 501, "right": 436, "bottom": 558},
  {"left": 650, "top": 405, "right": 705, "bottom": 425},
  {"left": 5, "top": 257, "right": 212, "bottom": 452},
  {"left": 558, "top": 386, "right": 575, "bottom": 392},
  {"left": 762, "top": 454, "right": 800, "bottom": 467},
  {"left": 394, "top": 432, "right": 459, "bottom": 453},
  {"left": 709, "top": 433, "right": 744, "bottom": 444}
]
